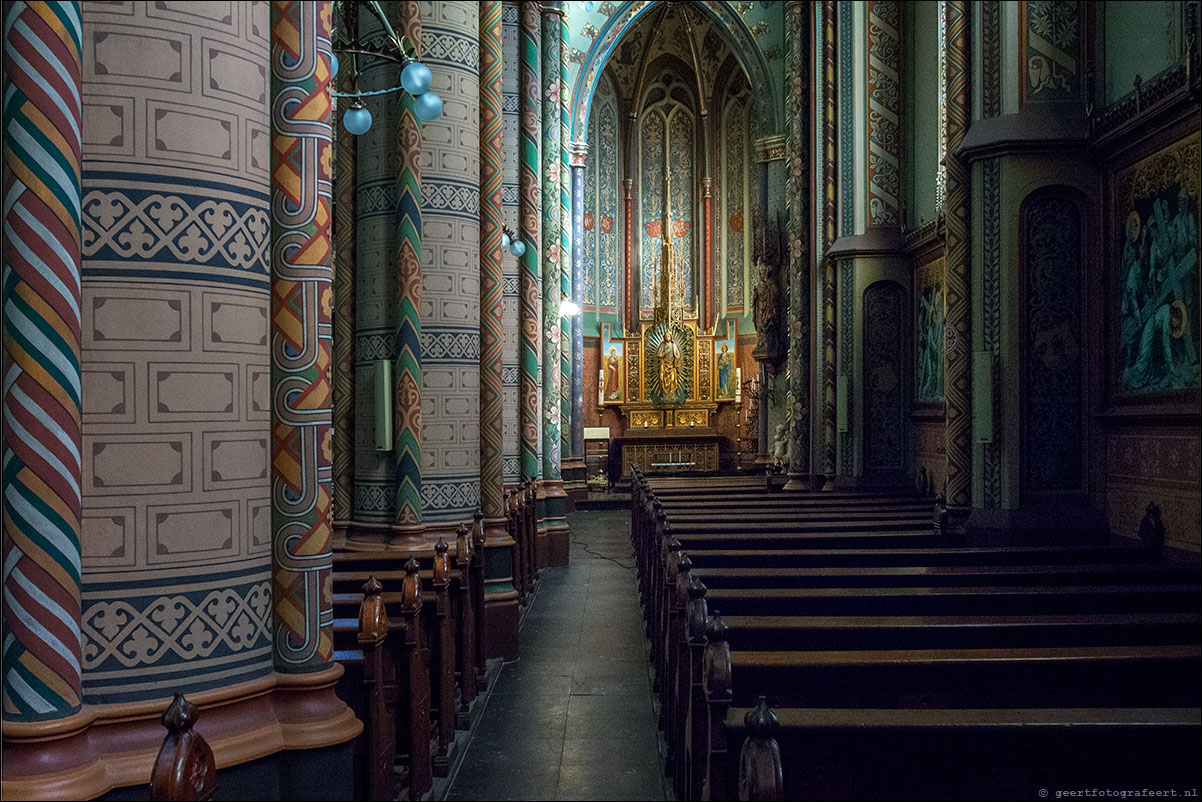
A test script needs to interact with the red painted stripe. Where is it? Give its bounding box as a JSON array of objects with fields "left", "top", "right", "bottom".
[
  {"left": 10, "top": 556, "right": 80, "bottom": 622},
  {"left": 6, "top": 209, "right": 81, "bottom": 327},
  {"left": 9, "top": 12, "right": 81, "bottom": 139},
  {"left": 4, "top": 577, "right": 80, "bottom": 682},
  {"left": 6, "top": 68, "right": 79, "bottom": 162},
  {"left": 11, "top": 371, "right": 80, "bottom": 444}
]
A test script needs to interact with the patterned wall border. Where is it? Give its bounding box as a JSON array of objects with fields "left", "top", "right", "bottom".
[{"left": 981, "top": 157, "right": 1001, "bottom": 508}]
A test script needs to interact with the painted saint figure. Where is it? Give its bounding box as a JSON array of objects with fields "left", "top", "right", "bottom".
[
  {"left": 717, "top": 343, "right": 735, "bottom": 399},
  {"left": 605, "top": 346, "right": 622, "bottom": 401},
  {"left": 658, "top": 328, "right": 681, "bottom": 396}
]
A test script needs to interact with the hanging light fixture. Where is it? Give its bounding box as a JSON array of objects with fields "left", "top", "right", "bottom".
[
  {"left": 501, "top": 225, "right": 526, "bottom": 257},
  {"left": 332, "top": 0, "right": 443, "bottom": 135}
]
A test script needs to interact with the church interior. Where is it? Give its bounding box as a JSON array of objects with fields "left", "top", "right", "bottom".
[{"left": 2, "top": 0, "right": 1200, "bottom": 800}]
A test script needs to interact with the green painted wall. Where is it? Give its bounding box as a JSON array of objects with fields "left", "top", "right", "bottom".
[
  {"left": 1104, "top": 1, "right": 1183, "bottom": 103},
  {"left": 905, "top": 0, "right": 939, "bottom": 230}
]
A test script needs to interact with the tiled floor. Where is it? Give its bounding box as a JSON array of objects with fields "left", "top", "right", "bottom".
[{"left": 445, "top": 509, "right": 669, "bottom": 802}]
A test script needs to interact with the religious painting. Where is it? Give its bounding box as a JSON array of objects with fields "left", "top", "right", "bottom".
[
  {"left": 644, "top": 322, "right": 693, "bottom": 405},
  {"left": 915, "top": 258, "right": 946, "bottom": 404},
  {"left": 600, "top": 322, "right": 624, "bottom": 404},
  {"left": 1115, "top": 133, "right": 1200, "bottom": 395},
  {"left": 714, "top": 319, "right": 738, "bottom": 401}
]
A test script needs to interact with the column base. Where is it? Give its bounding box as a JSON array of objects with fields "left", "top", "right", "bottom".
[
  {"left": 1, "top": 666, "right": 360, "bottom": 801},
  {"left": 482, "top": 589, "right": 520, "bottom": 660},
  {"left": 538, "top": 479, "right": 570, "bottom": 567},
  {"left": 782, "top": 472, "right": 809, "bottom": 491}
]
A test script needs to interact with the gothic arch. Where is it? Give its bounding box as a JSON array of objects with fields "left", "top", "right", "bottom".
[{"left": 570, "top": 0, "right": 780, "bottom": 146}]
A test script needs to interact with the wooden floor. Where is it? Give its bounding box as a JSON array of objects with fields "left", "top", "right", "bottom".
[{"left": 446, "top": 509, "right": 668, "bottom": 801}]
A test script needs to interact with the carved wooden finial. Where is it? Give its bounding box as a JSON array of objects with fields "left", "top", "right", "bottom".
[
  {"left": 703, "top": 611, "right": 732, "bottom": 700},
  {"left": 150, "top": 693, "right": 217, "bottom": 801},
  {"left": 473, "top": 511, "right": 487, "bottom": 549},
  {"left": 1139, "top": 502, "right": 1166, "bottom": 554},
  {"left": 686, "top": 576, "right": 709, "bottom": 644},
  {"left": 739, "top": 697, "right": 784, "bottom": 802},
  {"left": 933, "top": 493, "right": 949, "bottom": 534},
  {"left": 358, "top": 576, "right": 389, "bottom": 646},
  {"left": 402, "top": 557, "right": 423, "bottom": 611},
  {"left": 457, "top": 522, "right": 471, "bottom": 565},
  {"left": 433, "top": 537, "right": 451, "bottom": 586}
]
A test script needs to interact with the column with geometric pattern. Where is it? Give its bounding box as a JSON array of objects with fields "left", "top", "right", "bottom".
[
  {"left": 539, "top": 0, "right": 568, "bottom": 564},
  {"left": 1, "top": 0, "right": 84, "bottom": 722},
  {"left": 783, "top": 0, "right": 810, "bottom": 492},
  {"left": 942, "top": 0, "right": 972, "bottom": 516},
  {"left": 270, "top": 0, "right": 335, "bottom": 672},
  {"left": 518, "top": 0, "right": 541, "bottom": 486}
]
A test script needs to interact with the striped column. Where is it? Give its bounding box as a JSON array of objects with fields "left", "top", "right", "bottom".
[
  {"left": 570, "top": 152, "right": 586, "bottom": 458},
  {"left": 269, "top": 0, "right": 335, "bottom": 672},
  {"left": 540, "top": 2, "right": 562, "bottom": 483},
  {"left": 559, "top": 7, "right": 572, "bottom": 462},
  {"left": 1, "top": 0, "right": 84, "bottom": 722},
  {"left": 480, "top": 0, "right": 505, "bottom": 526},
  {"left": 866, "top": 1, "right": 901, "bottom": 226},
  {"left": 783, "top": 0, "right": 810, "bottom": 491},
  {"left": 518, "top": 0, "right": 541, "bottom": 484},
  {"left": 821, "top": 0, "right": 838, "bottom": 491},
  {"left": 332, "top": 10, "right": 357, "bottom": 531},
  {"left": 395, "top": 1, "right": 423, "bottom": 527},
  {"left": 943, "top": 0, "right": 972, "bottom": 514}
]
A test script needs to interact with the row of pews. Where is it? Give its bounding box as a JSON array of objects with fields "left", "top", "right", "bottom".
[
  {"left": 630, "top": 469, "right": 1202, "bottom": 801},
  {"left": 331, "top": 481, "right": 542, "bottom": 801}
]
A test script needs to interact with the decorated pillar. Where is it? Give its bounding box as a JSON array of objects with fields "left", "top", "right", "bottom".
[
  {"left": 560, "top": 9, "right": 573, "bottom": 466},
  {"left": 623, "top": 177, "right": 636, "bottom": 334},
  {"left": 866, "top": 1, "right": 901, "bottom": 228},
  {"left": 943, "top": 0, "right": 972, "bottom": 516},
  {"left": 539, "top": 0, "right": 568, "bottom": 562},
  {"left": 394, "top": 1, "right": 423, "bottom": 532},
  {"left": 479, "top": 0, "right": 518, "bottom": 656},
  {"left": 570, "top": 149, "right": 587, "bottom": 460},
  {"left": 2, "top": 0, "right": 84, "bottom": 721},
  {"left": 821, "top": 0, "right": 839, "bottom": 491},
  {"left": 332, "top": 7, "right": 356, "bottom": 539},
  {"left": 783, "top": 0, "right": 811, "bottom": 491},
  {"left": 518, "top": 0, "right": 542, "bottom": 487},
  {"left": 270, "top": 0, "right": 335, "bottom": 672}
]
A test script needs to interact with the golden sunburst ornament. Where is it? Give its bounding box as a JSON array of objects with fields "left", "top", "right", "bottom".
[{"left": 1170, "top": 299, "right": 1187, "bottom": 339}]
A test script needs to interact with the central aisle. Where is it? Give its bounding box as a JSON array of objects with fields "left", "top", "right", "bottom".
[{"left": 446, "top": 508, "right": 668, "bottom": 801}]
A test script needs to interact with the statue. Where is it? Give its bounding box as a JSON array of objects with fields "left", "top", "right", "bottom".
[
  {"left": 770, "top": 423, "right": 788, "bottom": 470},
  {"left": 657, "top": 328, "right": 681, "bottom": 396},
  {"left": 751, "top": 260, "right": 782, "bottom": 362}
]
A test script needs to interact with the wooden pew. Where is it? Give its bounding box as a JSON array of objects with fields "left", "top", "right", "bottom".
[
  {"left": 333, "top": 564, "right": 433, "bottom": 800},
  {"left": 720, "top": 698, "right": 1201, "bottom": 802}
]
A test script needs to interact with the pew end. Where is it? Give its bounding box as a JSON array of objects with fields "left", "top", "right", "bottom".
[{"left": 150, "top": 693, "right": 217, "bottom": 802}]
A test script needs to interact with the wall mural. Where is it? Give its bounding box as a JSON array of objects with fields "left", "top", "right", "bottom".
[
  {"left": 639, "top": 108, "right": 665, "bottom": 312},
  {"left": 714, "top": 319, "right": 739, "bottom": 401},
  {"left": 600, "top": 321, "right": 625, "bottom": 403},
  {"left": 916, "top": 257, "right": 946, "bottom": 404},
  {"left": 1116, "top": 134, "right": 1200, "bottom": 394},
  {"left": 1024, "top": 191, "right": 1083, "bottom": 494},
  {"left": 723, "top": 93, "right": 751, "bottom": 313}
]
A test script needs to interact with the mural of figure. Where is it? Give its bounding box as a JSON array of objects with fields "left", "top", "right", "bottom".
[
  {"left": 604, "top": 346, "right": 622, "bottom": 401},
  {"left": 717, "top": 343, "right": 735, "bottom": 400},
  {"left": 657, "top": 328, "right": 681, "bottom": 396},
  {"left": 916, "top": 283, "right": 945, "bottom": 402},
  {"left": 1121, "top": 183, "right": 1199, "bottom": 392}
]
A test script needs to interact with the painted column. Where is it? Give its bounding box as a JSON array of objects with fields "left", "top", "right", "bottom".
[
  {"left": 559, "top": 11, "right": 572, "bottom": 463},
  {"left": 419, "top": 1, "right": 480, "bottom": 527},
  {"left": 703, "top": 178, "right": 713, "bottom": 329},
  {"left": 270, "top": 0, "right": 335, "bottom": 672},
  {"left": 479, "top": 0, "right": 518, "bottom": 657},
  {"left": 394, "top": 1, "right": 423, "bottom": 532},
  {"left": 943, "top": 0, "right": 972, "bottom": 516},
  {"left": 865, "top": 1, "right": 901, "bottom": 227},
  {"left": 501, "top": 2, "right": 520, "bottom": 491},
  {"left": 518, "top": 0, "right": 541, "bottom": 487},
  {"left": 332, "top": 10, "right": 356, "bottom": 539},
  {"left": 539, "top": 1, "right": 567, "bottom": 562},
  {"left": 571, "top": 151, "right": 586, "bottom": 460},
  {"left": 821, "top": 0, "right": 839, "bottom": 491},
  {"left": 623, "top": 178, "right": 635, "bottom": 334},
  {"left": 479, "top": 0, "right": 506, "bottom": 537},
  {"left": 784, "top": 0, "right": 811, "bottom": 491},
  {"left": 2, "top": 0, "right": 84, "bottom": 721}
]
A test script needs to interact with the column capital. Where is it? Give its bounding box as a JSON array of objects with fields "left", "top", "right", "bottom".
[{"left": 754, "top": 134, "right": 787, "bottom": 162}]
